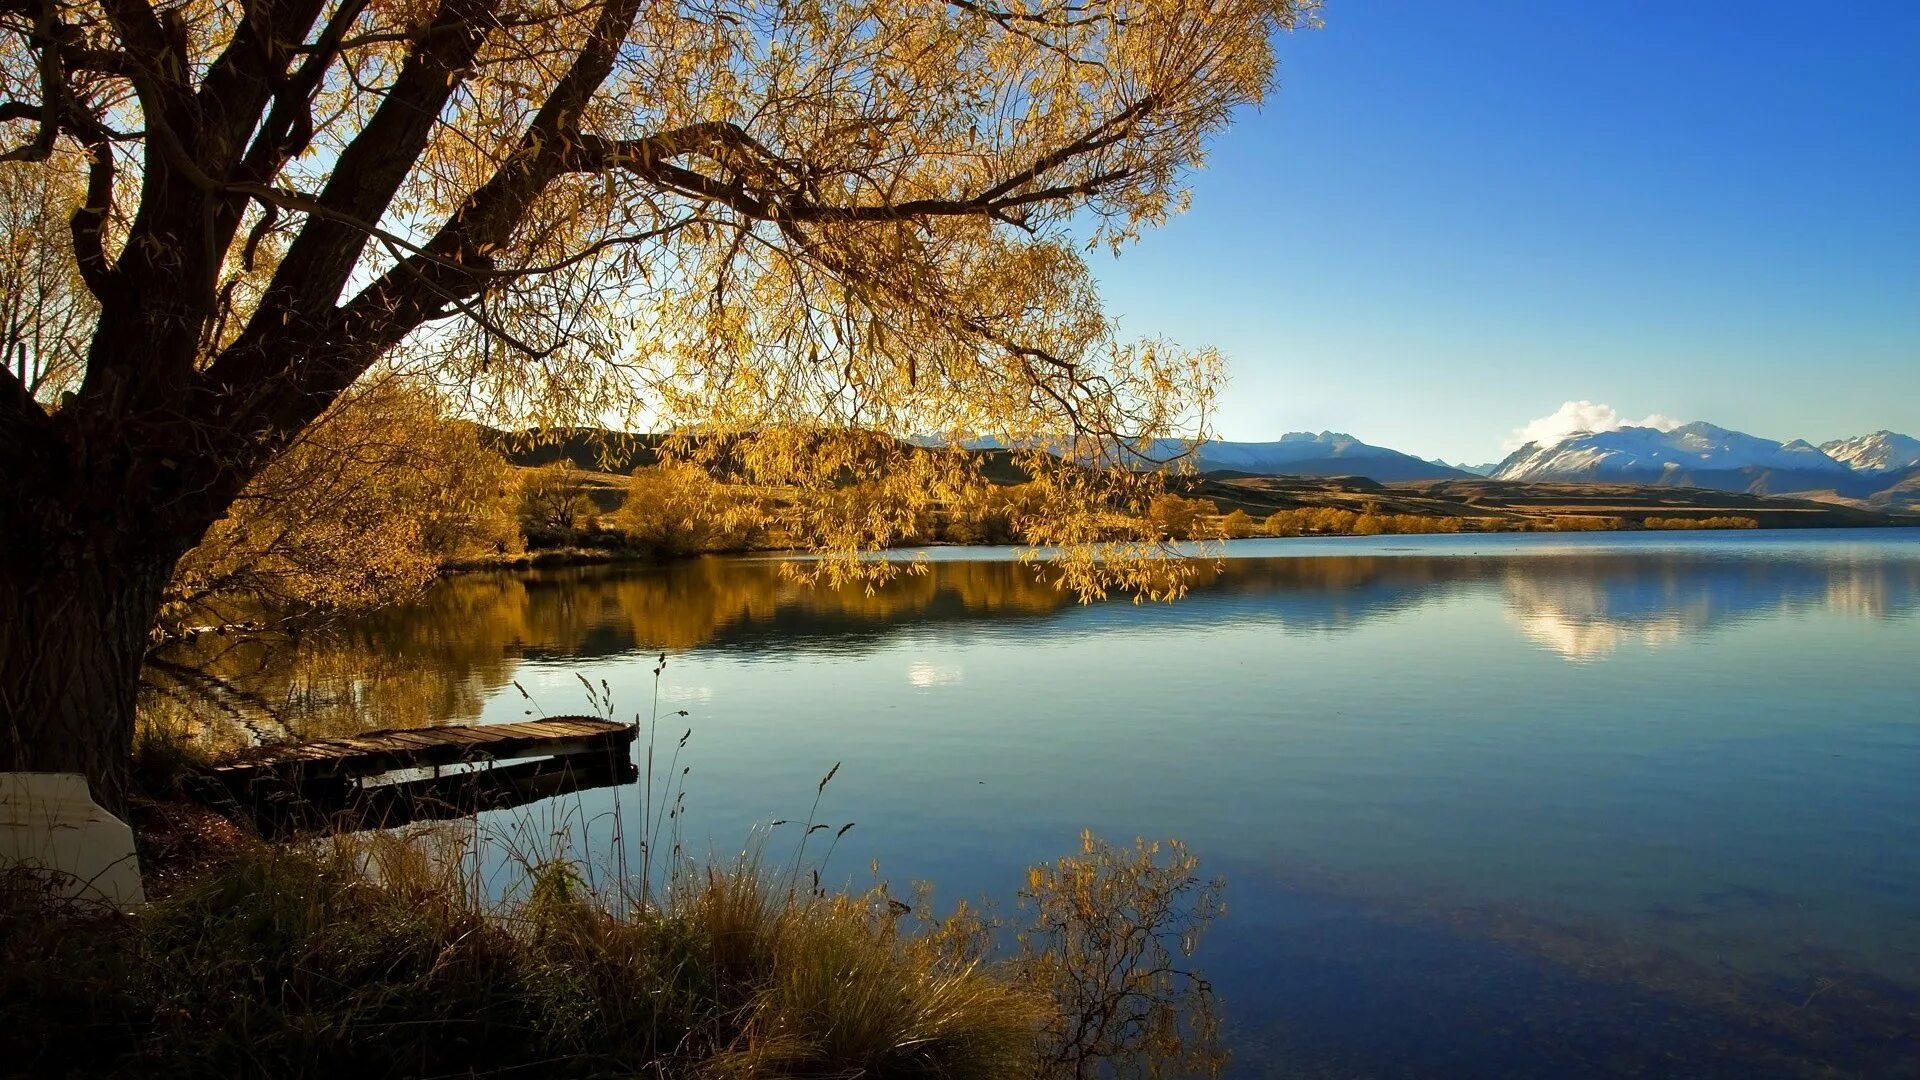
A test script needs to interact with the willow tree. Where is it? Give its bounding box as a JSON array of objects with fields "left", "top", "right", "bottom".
[{"left": 0, "top": 0, "right": 1316, "bottom": 806}]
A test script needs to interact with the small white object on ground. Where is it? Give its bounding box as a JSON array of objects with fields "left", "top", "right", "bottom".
[{"left": 0, "top": 772, "right": 145, "bottom": 911}]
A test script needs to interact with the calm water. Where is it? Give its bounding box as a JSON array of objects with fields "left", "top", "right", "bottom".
[{"left": 188, "top": 530, "right": 1920, "bottom": 1076}]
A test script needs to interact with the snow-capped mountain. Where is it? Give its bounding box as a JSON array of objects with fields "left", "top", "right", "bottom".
[
  {"left": 1820, "top": 431, "right": 1920, "bottom": 473},
  {"left": 1144, "top": 432, "right": 1470, "bottom": 482},
  {"left": 1493, "top": 422, "right": 1859, "bottom": 495},
  {"left": 932, "top": 431, "right": 1469, "bottom": 482}
]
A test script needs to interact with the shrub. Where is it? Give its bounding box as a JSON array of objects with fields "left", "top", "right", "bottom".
[
  {"left": 1310, "top": 507, "right": 1357, "bottom": 534},
  {"left": 1260, "top": 507, "right": 1464, "bottom": 537},
  {"left": 166, "top": 378, "right": 522, "bottom": 623},
  {"left": 1018, "top": 833, "right": 1226, "bottom": 1079},
  {"left": 1261, "top": 509, "right": 1306, "bottom": 537},
  {"left": 1548, "top": 515, "right": 1621, "bottom": 532},
  {"left": 1387, "top": 513, "right": 1461, "bottom": 534},
  {"left": 941, "top": 483, "right": 1047, "bottom": 545},
  {"left": 1643, "top": 515, "right": 1760, "bottom": 530},
  {"left": 615, "top": 461, "right": 767, "bottom": 554},
  {"left": 519, "top": 461, "right": 599, "bottom": 534},
  {"left": 1145, "top": 494, "right": 1217, "bottom": 540}
]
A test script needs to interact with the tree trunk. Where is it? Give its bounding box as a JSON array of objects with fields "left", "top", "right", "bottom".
[{"left": 0, "top": 530, "right": 174, "bottom": 816}]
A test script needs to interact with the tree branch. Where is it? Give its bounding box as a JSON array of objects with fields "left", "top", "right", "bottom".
[
  {"left": 559, "top": 96, "right": 1151, "bottom": 226},
  {"left": 0, "top": 0, "right": 66, "bottom": 163},
  {"left": 196, "top": 0, "right": 333, "bottom": 186},
  {"left": 247, "top": 0, "right": 502, "bottom": 314},
  {"left": 66, "top": 106, "right": 121, "bottom": 301}
]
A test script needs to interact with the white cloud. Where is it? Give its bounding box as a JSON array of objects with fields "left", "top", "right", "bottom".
[{"left": 1503, "top": 401, "right": 1685, "bottom": 452}]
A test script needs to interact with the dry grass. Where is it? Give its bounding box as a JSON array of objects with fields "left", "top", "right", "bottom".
[
  {"left": 0, "top": 834, "right": 1048, "bottom": 1079},
  {"left": 2, "top": 819, "right": 1223, "bottom": 1080}
]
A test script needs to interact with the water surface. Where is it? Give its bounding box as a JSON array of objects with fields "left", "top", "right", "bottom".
[{"left": 182, "top": 530, "right": 1920, "bottom": 1076}]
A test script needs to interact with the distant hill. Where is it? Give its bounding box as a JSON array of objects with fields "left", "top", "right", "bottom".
[
  {"left": 480, "top": 427, "right": 1040, "bottom": 491},
  {"left": 525, "top": 428, "right": 1470, "bottom": 484},
  {"left": 1433, "top": 460, "right": 1500, "bottom": 476},
  {"left": 477, "top": 426, "right": 667, "bottom": 472},
  {"left": 1140, "top": 432, "right": 1472, "bottom": 483},
  {"left": 1865, "top": 464, "right": 1920, "bottom": 514},
  {"left": 1193, "top": 474, "right": 1909, "bottom": 530}
]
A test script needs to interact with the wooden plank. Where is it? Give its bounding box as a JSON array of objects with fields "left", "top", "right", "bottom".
[
  {"left": 210, "top": 717, "right": 635, "bottom": 787},
  {"left": 379, "top": 730, "right": 451, "bottom": 745}
]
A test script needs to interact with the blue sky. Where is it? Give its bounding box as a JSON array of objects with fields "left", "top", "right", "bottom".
[{"left": 1090, "top": 1, "right": 1919, "bottom": 464}]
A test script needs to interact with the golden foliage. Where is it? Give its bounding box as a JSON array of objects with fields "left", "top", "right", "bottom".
[
  {"left": 1219, "top": 508, "right": 1256, "bottom": 539},
  {"left": 1643, "top": 515, "right": 1760, "bottom": 530},
  {"left": 1, "top": 0, "right": 1328, "bottom": 621},
  {"left": 1017, "top": 832, "right": 1227, "bottom": 1079},
  {"left": 615, "top": 460, "right": 766, "bottom": 553},
  {"left": 0, "top": 160, "right": 91, "bottom": 401},
  {"left": 1261, "top": 507, "right": 1464, "bottom": 537},
  {"left": 165, "top": 377, "right": 520, "bottom": 633},
  {"left": 940, "top": 482, "right": 1050, "bottom": 545},
  {"left": 1546, "top": 515, "right": 1621, "bottom": 532},
  {"left": 1144, "top": 493, "right": 1218, "bottom": 541},
  {"left": 518, "top": 462, "right": 601, "bottom": 535}
]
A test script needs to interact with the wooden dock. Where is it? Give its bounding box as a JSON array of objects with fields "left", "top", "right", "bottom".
[{"left": 200, "top": 717, "right": 638, "bottom": 836}]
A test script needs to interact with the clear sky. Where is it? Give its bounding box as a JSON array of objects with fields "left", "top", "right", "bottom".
[{"left": 1089, "top": 1, "right": 1920, "bottom": 465}]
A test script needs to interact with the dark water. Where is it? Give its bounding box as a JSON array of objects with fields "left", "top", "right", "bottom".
[{"left": 181, "top": 530, "right": 1920, "bottom": 1076}]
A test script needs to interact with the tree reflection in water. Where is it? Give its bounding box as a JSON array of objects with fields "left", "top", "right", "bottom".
[{"left": 150, "top": 545, "right": 1920, "bottom": 739}]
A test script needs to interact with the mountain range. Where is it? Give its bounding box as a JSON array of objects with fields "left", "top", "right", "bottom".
[
  {"left": 1493, "top": 422, "right": 1846, "bottom": 490},
  {"left": 1490, "top": 423, "right": 1920, "bottom": 506},
  {"left": 1167, "top": 425, "right": 1919, "bottom": 511}
]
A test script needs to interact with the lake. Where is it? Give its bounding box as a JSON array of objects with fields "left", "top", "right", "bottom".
[{"left": 180, "top": 529, "right": 1920, "bottom": 1077}]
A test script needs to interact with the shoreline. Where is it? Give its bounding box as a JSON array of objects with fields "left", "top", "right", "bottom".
[{"left": 432, "top": 519, "right": 1920, "bottom": 585}]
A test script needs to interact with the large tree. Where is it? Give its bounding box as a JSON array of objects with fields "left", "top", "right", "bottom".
[{"left": 0, "top": 0, "right": 1315, "bottom": 808}]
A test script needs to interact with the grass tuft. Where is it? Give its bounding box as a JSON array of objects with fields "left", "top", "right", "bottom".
[{"left": 1, "top": 837, "right": 1057, "bottom": 1079}]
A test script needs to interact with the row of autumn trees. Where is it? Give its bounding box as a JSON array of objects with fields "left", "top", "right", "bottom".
[
  {"left": 604, "top": 471, "right": 1480, "bottom": 548},
  {"left": 533, "top": 457, "right": 1054, "bottom": 553},
  {"left": 1140, "top": 494, "right": 1467, "bottom": 541},
  {"left": 0, "top": 0, "right": 1320, "bottom": 808}
]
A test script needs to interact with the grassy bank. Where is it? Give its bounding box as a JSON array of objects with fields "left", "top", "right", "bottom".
[{"left": 4, "top": 819, "right": 1222, "bottom": 1080}]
